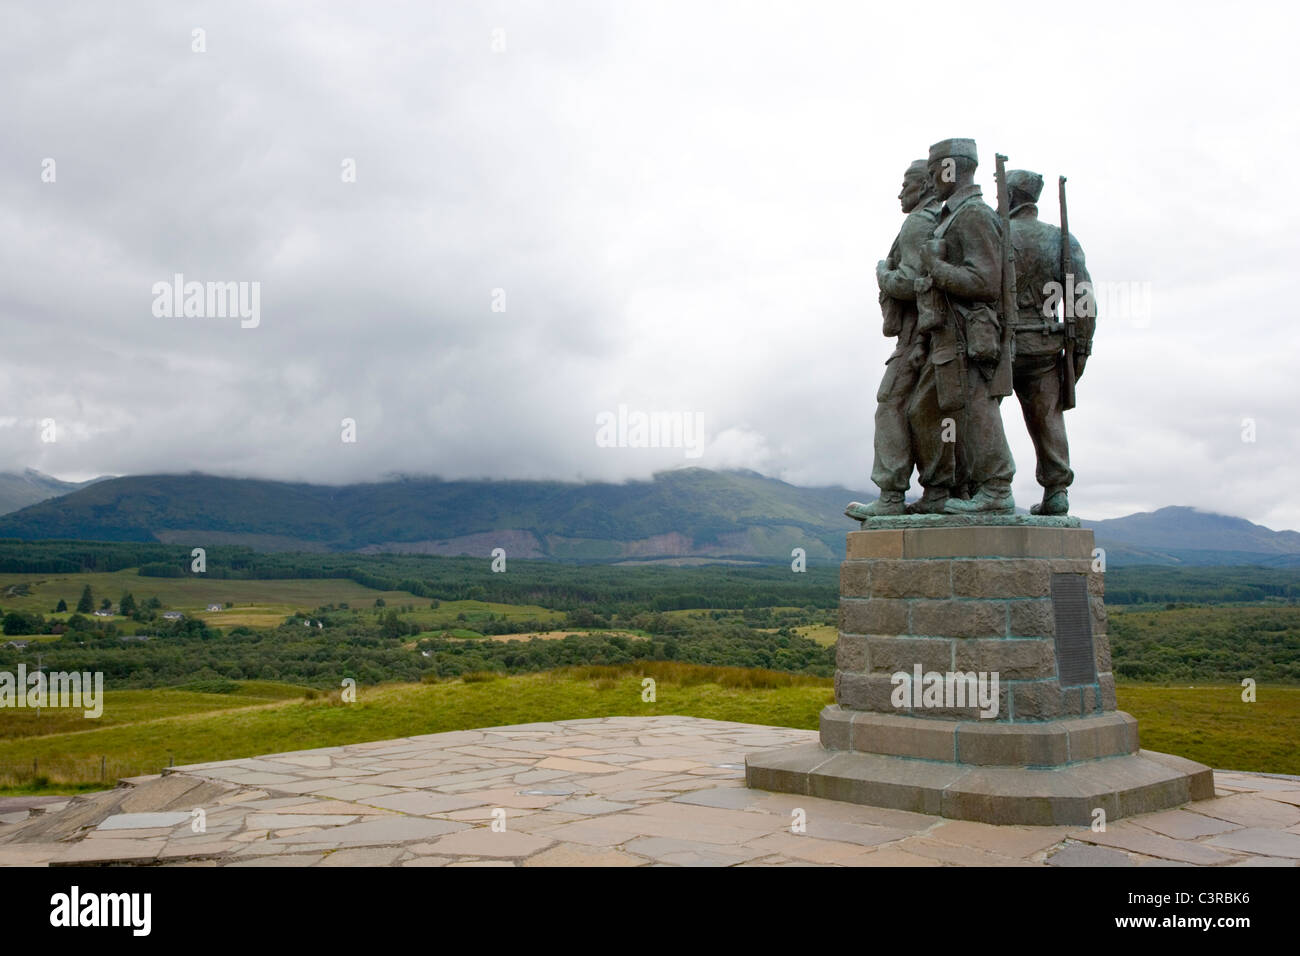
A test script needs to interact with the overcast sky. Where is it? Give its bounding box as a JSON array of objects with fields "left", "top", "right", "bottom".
[{"left": 3, "top": 0, "right": 1298, "bottom": 530}]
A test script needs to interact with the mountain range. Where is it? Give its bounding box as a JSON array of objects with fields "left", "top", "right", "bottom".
[
  {"left": 0, "top": 469, "right": 110, "bottom": 516},
  {"left": 0, "top": 468, "right": 1297, "bottom": 567}
]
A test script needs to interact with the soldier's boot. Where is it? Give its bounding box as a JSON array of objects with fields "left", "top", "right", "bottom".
[
  {"left": 908, "top": 487, "right": 949, "bottom": 514},
  {"left": 845, "top": 492, "right": 906, "bottom": 520},
  {"left": 943, "top": 485, "right": 1015, "bottom": 515},
  {"left": 1031, "top": 488, "right": 1069, "bottom": 516}
]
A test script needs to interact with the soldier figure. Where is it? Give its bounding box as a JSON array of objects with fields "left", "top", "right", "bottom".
[
  {"left": 1006, "top": 169, "right": 1094, "bottom": 515},
  {"left": 913, "top": 138, "right": 1016, "bottom": 515},
  {"left": 848, "top": 160, "right": 943, "bottom": 518}
]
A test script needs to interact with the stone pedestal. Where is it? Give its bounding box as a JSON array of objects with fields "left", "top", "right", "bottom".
[{"left": 746, "top": 519, "right": 1214, "bottom": 826}]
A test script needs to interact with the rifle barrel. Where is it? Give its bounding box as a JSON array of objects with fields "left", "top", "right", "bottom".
[{"left": 1059, "top": 175, "right": 1078, "bottom": 410}]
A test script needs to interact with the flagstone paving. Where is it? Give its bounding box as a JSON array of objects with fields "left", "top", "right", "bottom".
[{"left": 1, "top": 717, "right": 1297, "bottom": 867}]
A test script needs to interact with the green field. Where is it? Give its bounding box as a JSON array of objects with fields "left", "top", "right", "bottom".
[
  {"left": 0, "top": 680, "right": 310, "bottom": 739},
  {"left": 0, "top": 664, "right": 830, "bottom": 792},
  {"left": 0, "top": 571, "right": 426, "bottom": 619},
  {"left": 401, "top": 599, "right": 567, "bottom": 632},
  {"left": 0, "top": 571, "right": 573, "bottom": 634},
  {"left": 1115, "top": 683, "right": 1300, "bottom": 775},
  {"left": 3, "top": 669, "right": 1296, "bottom": 794},
  {"left": 796, "top": 623, "right": 839, "bottom": 647}
]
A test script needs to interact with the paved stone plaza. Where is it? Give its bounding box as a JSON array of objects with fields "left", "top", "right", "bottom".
[{"left": 1, "top": 717, "right": 1297, "bottom": 867}]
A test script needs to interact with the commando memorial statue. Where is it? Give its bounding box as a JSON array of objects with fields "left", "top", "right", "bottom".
[
  {"left": 749, "top": 141, "right": 1213, "bottom": 823},
  {"left": 847, "top": 137, "right": 1094, "bottom": 522}
]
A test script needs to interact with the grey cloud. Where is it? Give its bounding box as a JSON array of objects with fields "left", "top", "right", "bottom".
[{"left": 2, "top": 0, "right": 1298, "bottom": 529}]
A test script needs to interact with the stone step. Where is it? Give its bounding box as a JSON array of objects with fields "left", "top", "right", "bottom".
[{"left": 745, "top": 742, "right": 1215, "bottom": 826}]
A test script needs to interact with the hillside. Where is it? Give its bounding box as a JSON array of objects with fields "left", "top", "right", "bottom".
[
  {"left": 0, "top": 470, "right": 1298, "bottom": 566},
  {"left": 0, "top": 469, "right": 109, "bottom": 516},
  {"left": 0, "top": 469, "right": 868, "bottom": 563},
  {"left": 1090, "top": 507, "right": 1300, "bottom": 567}
]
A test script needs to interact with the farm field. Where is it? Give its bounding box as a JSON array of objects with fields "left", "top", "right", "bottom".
[
  {"left": 796, "top": 623, "right": 838, "bottom": 647},
  {"left": 0, "top": 571, "right": 568, "bottom": 633},
  {"left": 0, "top": 571, "right": 426, "bottom": 619},
  {"left": 402, "top": 599, "right": 567, "bottom": 631},
  {"left": 421, "top": 629, "right": 648, "bottom": 643}
]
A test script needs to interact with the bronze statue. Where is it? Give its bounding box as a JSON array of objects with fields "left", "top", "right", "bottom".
[
  {"left": 918, "top": 138, "right": 1016, "bottom": 514},
  {"left": 848, "top": 140, "right": 1018, "bottom": 520},
  {"left": 849, "top": 142, "right": 1098, "bottom": 524},
  {"left": 1006, "top": 169, "right": 1094, "bottom": 515},
  {"left": 848, "top": 160, "right": 943, "bottom": 518}
]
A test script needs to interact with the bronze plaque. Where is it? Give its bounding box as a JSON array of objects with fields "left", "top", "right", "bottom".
[{"left": 1051, "top": 573, "right": 1097, "bottom": 687}]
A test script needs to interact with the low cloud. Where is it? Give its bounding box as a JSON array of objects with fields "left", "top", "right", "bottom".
[{"left": 1, "top": 0, "right": 1296, "bottom": 530}]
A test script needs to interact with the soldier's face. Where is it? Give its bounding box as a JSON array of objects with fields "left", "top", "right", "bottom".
[
  {"left": 899, "top": 173, "right": 927, "bottom": 213},
  {"left": 928, "top": 161, "right": 957, "bottom": 201}
]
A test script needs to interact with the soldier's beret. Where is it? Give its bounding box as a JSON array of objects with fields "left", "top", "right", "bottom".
[
  {"left": 1007, "top": 169, "right": 1044, "bottom": 203},
  {"left": 906, "top": 159, "right": 929, "bottom": 177},
  {"left": 928, "top": 138, "right": 978, "bottom": 165}
]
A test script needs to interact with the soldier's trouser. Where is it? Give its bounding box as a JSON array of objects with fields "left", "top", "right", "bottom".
[
  {"left": 1013, "top": 352, "right": 1073, "bottom": 491},
  {"left": 870, "top": 357, "right": 921, "bottom": 492},
  {"left": 963, "top": 363, "right": 1015, "bottom": 494},
  {"left": 904, "top": 359, "right": 958, "bottom": 492}
]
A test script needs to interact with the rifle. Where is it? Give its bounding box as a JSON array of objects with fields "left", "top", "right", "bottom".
[
  {"left": 990, "top": 154, "right": 1016, "bottom": 397},
  {"left": 1059, "top": 175, "right": 1078, "bottom": 410}
]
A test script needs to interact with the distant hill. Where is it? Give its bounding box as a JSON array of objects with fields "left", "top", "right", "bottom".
[
  {"left": 0, "top": 469, "right": 111, "bottom": 516},
  {"left": 1088, "top": 507, "right": 1300, "bottom": 568},
  {"left": 0, "top": 469, "right": 1296, "bottom": 567},
  {"left": 0, "top": 469, "right": 871, "bottom": 563}
]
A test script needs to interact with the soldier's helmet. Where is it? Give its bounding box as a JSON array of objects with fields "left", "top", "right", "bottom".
[{"left": 1007, "top": 169, "right": 1044, "bottom": 206}]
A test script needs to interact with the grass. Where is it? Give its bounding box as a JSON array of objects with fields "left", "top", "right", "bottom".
[
  {"left": 195, "top": 606, "right": 295, "bottom": 628},
  {"left": 0, "top": 571, "right": 426, "bottom": 620},
  {"left": 413, "top": 627, "right": 487, "bottom": 640},
  {"left": 0, "top": 663, "right": 831, "bottom": 792},
  {"left": 1115, "top": 683, "right": 1300, "bottom": 776},
  {"left": 2, "top": 668, "right": 1296, "bottom": 795},
  {"left": 796, "top": 623, "right": 839, "bottom": 647},
  {"left": 0, "top": 680, "right": 311, "bottom": 739},
  {"left": 416, "top": 629, "right": 647, "bottom": 643},
  {"left": 402, "top": 600, "right": 567, "bottom": 630}
]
